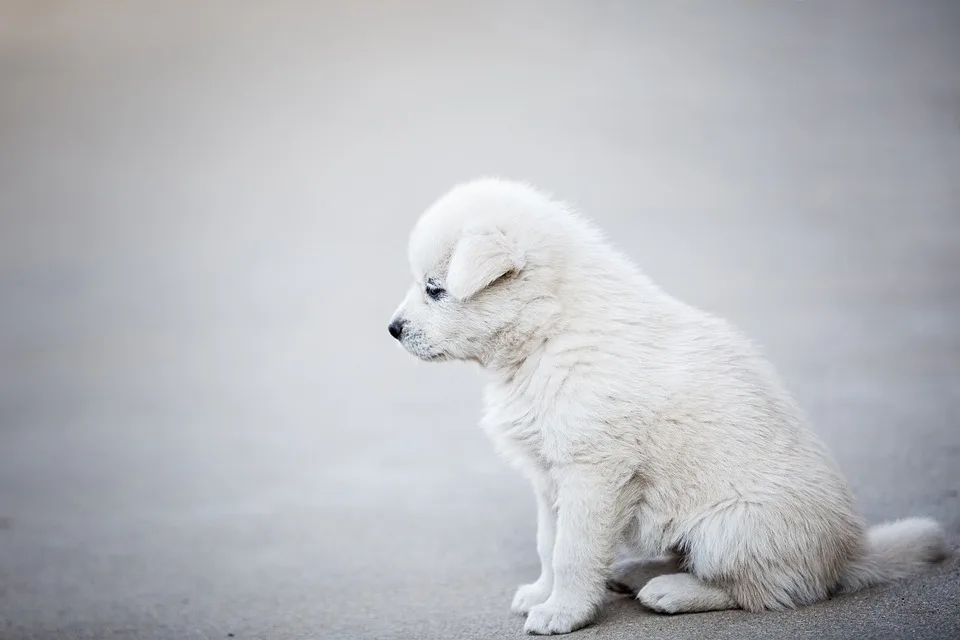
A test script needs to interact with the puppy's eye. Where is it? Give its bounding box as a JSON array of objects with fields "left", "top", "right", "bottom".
[{"left": 425, "top": 282, "right": 446, "bottom": 300}]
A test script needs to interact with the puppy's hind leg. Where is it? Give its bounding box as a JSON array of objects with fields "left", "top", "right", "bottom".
[{"left": 637, "top": 573, "right": 737, "bottom": 614}]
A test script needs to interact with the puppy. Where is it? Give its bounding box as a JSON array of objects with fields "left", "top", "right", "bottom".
[{"left": 388, "top": 179, "right": 947, "bottom": 635}]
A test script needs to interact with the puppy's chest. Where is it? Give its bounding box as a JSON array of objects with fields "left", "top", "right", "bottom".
[{"left": 479, "top": 380, "right": 555, "bottom": 467}]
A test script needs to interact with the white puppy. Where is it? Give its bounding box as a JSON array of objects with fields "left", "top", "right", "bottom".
[{"left": 388, "top": 179, "right": 948, "bottom": 635}]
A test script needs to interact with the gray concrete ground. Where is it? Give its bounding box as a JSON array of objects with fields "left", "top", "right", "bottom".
[{"left": 1, "top": 1, "right": 959, "bottom": 639}]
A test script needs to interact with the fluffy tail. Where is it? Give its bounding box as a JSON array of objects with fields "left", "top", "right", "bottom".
[{"left": 839, "top": 517, "right": 949, "bottom": 593}]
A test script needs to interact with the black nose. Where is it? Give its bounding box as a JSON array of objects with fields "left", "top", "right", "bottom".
[{"left": 388, "top": 318, "right": 406, "bottom": 340}]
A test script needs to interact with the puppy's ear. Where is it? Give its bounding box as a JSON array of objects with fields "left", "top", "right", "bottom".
[{"left": 447, "top": 229, "right": 523, "bottom": 300}]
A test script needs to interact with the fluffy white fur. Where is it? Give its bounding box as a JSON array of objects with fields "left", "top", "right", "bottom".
[{"left": 388, "top": 179, "right": 948, "bottom": 635}]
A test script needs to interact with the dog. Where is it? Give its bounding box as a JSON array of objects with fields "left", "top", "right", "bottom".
[{"left": 387, "top": 179, "right": 948, "bottom": 635}]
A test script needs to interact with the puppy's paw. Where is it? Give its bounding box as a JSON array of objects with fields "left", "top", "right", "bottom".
[
  {"left": 511, "top": 580, "right": 552, "bottom": 614},
  {"left": 637, "top": 575, "right": 685, "bottom": 614},
  {"left": 637, "top": 573, "right": 736, "bottom": 614},
  {"left": 523, "top": 600, "right": 595, "bottom": 635}
]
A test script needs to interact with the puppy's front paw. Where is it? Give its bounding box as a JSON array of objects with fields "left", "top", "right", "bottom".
[
  {"left": 523, "top": 600, "right": 595, "bottom": 635},
  {"left": 512, "top": 580, "right": 552, "bottom": 614}
]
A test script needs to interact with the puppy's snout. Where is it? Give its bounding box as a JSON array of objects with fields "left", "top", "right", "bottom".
[{"left": 388, "top": 318, "right": 406, "bottom": 340}]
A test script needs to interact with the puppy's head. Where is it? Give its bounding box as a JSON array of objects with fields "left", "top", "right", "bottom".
[{"left": 388, "top": 179, "right": 561, "bottom": 367}]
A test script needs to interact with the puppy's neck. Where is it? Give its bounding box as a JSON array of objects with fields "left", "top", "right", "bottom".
[
  {"left": 479, "top": 310, "right": 559, "bottom": 374},
  {"left": 482, "top": 335, "right": 548, "bottom": 376}
]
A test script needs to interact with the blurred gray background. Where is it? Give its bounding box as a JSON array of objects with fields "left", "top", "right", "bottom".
[{"left": 1, "top": 1, "right": 958, "bottom": 639}]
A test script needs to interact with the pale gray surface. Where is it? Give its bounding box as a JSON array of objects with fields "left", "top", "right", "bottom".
[{"left": 1, "top": 1, "right": 959, "bottom": 639}]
